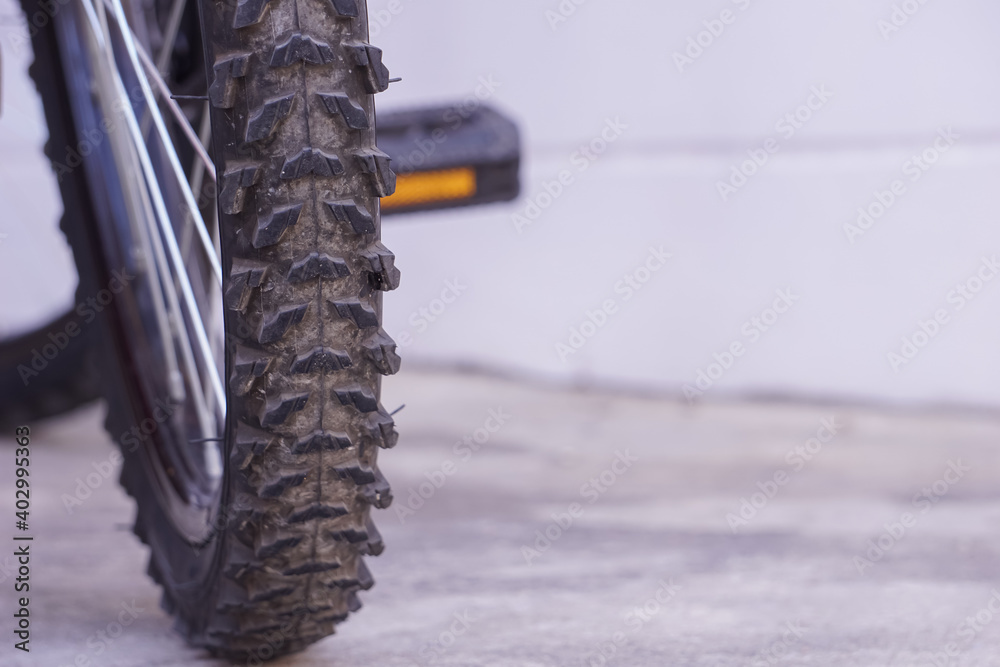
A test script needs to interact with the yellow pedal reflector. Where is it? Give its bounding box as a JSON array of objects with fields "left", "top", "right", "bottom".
[{"left": 381, "top": 167, "right": 477, "bottom": 210}]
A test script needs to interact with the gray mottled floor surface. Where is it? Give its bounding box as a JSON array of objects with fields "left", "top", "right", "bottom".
[{"left": 3, "top": 368, "right": 1000, "bottom": 666}]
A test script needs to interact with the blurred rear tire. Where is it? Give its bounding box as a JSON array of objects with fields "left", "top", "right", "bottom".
[{"left": 0, "top": 309, "right": 100, "bottom": 429}]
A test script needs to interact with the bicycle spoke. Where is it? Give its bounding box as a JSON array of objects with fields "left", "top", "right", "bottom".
[
  {"left": 80, "top": 0, "right": 105, "bottom": 48},
  {"left": 154, "top": 0, "right": 187, "bottom": 74},
  {"left": 189, "top": 101, "right": 213, "bottom": 197},
  {"left": 77, "top": 0, "right": 228, "bottom": 469},
  {"left": 83, "top": 0, "right": 192, "bottom": 405},
  {"left": 136, "top": 46, "right": 216, "bottom": 182},
  {"left": 106, "top": 0, "right": 221, "bottom": 285},
  {"left": 104, "top": 51, "right": 226, "bottom": 415}
]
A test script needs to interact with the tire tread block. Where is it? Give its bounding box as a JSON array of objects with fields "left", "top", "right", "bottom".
[
  {"left": 364, "top": 411, "right": 398, "bottom": 449},
  {"left": 233, "top": 0, "right": 274, "bottom": 29},
  {"left": 271, "top": 33, "right": 335, "bottom": 67},
  {"left": 292, "top": 430, "right": 353, "bottom": 454},
  {"left": 257, "top": 470, "right": 309, "bottom": 498},
  {"left": 210, "top": 54, "right": 250, "bottom": 108},
  {"left": 361, "top": 241, "right": 400, "bottom": 291},
  {"left": 330, "top": 299, "right": 379, "bottom": 329},
  {"left": 348, "top": 43, "right": 390, "bottom": 93},
  {"left": 287, "top": 503, "right": 349, "bottom": 524},
  {"left": 327, "top": 199, "right": 375, "bottom": 235},
  {"left": 357, "top": 467, "right": 392, "bottom": 509},
  {"left": 281, "top": 148, "right": 344, "bottom": 180},
  {"left": 231, "top": 423, "right": 278, "bottom": 471},
  {"left": 362, "top": 329, "right": 401, "bottom": 375},
  {"left": 333, "top": 385, "right": 379, "bottom": 413},
  {"left": 287, "top": 252, "right": 350, "bottom": 284},
  {"left": 258, "top": 393, "right": 310, "bottom": 427},
  {"left": 291, "top": 346, "right": 352, "bottom": 373},
  {"left": 220, "top": 165, "right": 261, "bottom": 215},
  {"left": 226, "top": 259, "right": 269, "bottom": 312},
  {"left": 231, "top": 346, "right": 273, "bottom": 396},
  {"left": 332, "top": 462, "right": 377, "bottom": 485},
  {"left": 245, "top": 94, "right": 296, "bottom": 142},
  {"left": 329, "top": 0, "right": 359, "bottom": 17},
  {"left": 355, "top": 148, "right": 396, "bottom": 197},
  {"left": 252, "top": 204, "right": 303, "bottom": 249},
  {"left": 318, "top": 93, "right": 369, "bottom": 129},
  {"left": 257, "top": 303, "right": 309, "bottom": 345}
]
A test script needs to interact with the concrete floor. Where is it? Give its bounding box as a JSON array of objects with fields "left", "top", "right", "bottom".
[{"left": 2, "top": 367, "right": 1000, "bottom": 666}]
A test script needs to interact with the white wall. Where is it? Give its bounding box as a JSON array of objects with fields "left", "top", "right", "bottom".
[
  {"left": 3, "top": 0, "right": 1000, "bottom": 407},
  {"left": 371, "top": 0, "right": 1000, "bottom": 407},
  {"left": 0, "top": 10, "right": 77, "bottom": 334}
]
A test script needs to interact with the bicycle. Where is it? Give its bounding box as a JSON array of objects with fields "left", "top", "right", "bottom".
[{"left": 10, "top": 0, "right": 518, "bottom": 659}]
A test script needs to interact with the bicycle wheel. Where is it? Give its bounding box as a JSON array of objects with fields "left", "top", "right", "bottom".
[{"left": 20, "top": 0, "right": 399, "bottom": 658}]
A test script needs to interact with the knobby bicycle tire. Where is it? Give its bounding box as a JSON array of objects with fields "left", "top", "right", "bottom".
[{"left": 19, "top": 0, "right": 400, "bottom": 659}]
